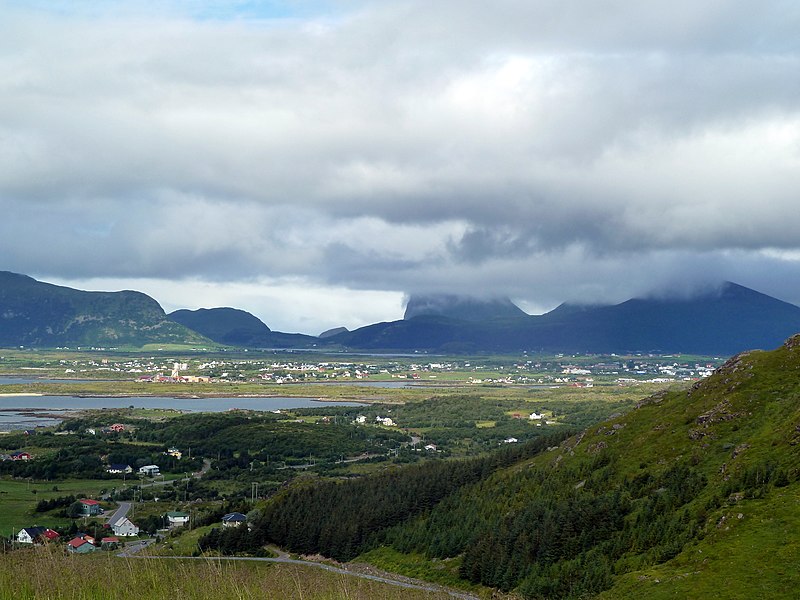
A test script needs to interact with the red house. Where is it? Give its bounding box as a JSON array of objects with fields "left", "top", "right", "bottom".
[{"left": 41, "top": 529, "right": 60, "bottom": 542}]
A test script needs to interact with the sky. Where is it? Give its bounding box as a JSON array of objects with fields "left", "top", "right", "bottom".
[{"left": 2, "top": 1, "right": 800, "bottom": 335}]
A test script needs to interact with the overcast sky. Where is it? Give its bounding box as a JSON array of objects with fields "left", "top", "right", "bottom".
[{"left": 2, "top": 1, "right": 800, "bottom": 334}]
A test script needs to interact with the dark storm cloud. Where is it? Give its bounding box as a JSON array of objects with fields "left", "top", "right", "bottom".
[{"left": 2, "top": 0, "right": 800, "bottom": 331}]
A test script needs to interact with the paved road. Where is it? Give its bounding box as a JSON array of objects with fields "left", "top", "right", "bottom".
[
  {"left": 106, "top": 501, "right": 131, "bottom": 524},
  {"left": 116, "top": 538, "right": 154, "bottom": 557},
  {"left": 111, "top": 457, "right": 476, "bottom": 598},
  {"left": 130, "top": 554, "right": 479, "bottom": 600}
]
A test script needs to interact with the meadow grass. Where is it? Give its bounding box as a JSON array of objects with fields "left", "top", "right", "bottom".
[{"left": 0, "top": 546, "right": 456, "bottom": 600}]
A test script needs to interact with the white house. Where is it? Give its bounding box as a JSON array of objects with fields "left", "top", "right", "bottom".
[
  {"left": 106, "top": 464, "right": 133, "bottom": 474},
  {"left": 16, "top": 527, "right": 45, "bottom": 544},
  {"left": 165, "top": 511, "right": 189, "bottom": 528},
  {"left": 138, "top": 465, "right": 160, "bottom": 477},
  {"left": 529, "top": 412, "right": 544, "bottom": 420},
  {"left": 503, "top": 437, "right": 519, "bottom": 444},
  {"left": 17, "top": 527, "right": 59, "bottom": 544},
  {"left": 110, "top": 516, "right": 139, "bottom": 537}
]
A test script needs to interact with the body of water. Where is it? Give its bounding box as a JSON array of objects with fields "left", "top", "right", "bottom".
[{"left": 0, "top": 395, "right": 364, "bottom": 431}]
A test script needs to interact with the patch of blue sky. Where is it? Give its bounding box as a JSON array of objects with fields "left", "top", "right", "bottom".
[
  {"left": 1, "top": 0, "right": 345, "bottom": 21},
  {"left": 173, "top": 0, "right": 343, "bottom": 21}
]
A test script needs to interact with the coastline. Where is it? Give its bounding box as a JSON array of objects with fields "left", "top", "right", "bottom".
[{"left": 0, "top": 390, "right": 378, "bottom": 403}]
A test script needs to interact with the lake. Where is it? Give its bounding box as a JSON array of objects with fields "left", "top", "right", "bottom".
[{"left": 0, "top": 395, "right": 365, "bottom": 431}]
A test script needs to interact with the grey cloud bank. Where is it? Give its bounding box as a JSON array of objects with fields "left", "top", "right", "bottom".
[{"left": 2, "top": 1, "right": 800, "bottom": 334}]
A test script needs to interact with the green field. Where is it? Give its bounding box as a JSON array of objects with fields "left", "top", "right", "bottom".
[{"left": 0, "top": 478, "right": 110, "bottom": 535}]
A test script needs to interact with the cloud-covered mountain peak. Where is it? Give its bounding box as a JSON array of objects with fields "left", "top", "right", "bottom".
[{"left": 404, "top": 293, "right": 528, "bottom": 322}]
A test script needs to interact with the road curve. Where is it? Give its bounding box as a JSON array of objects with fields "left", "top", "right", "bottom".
[{"left": 106, "top": 501, "right": 131, "bottom": 524}]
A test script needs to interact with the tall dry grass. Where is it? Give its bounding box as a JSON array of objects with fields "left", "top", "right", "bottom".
[{"left": 0, "top": 546, "right": 453, "bottom": 600}]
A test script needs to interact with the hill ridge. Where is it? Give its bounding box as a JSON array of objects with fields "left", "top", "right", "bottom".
[
  {"left": 230, "top": 333, "right": 800, "bottom": 597},
  {"left": 0, "top": 270, "right": 208, "bottom": 348}
]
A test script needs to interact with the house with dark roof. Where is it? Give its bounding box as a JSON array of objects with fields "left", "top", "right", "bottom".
[
  {"left": 17, "top": 527, "right": 46, "bottom": 544},
  {"left": 16, "top": 527, "right": 59, "bottom": 544},
  {"left": 222, "top": 512, "right": 247, "bottom": 528}
]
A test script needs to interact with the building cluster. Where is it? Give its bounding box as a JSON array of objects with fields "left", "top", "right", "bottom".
[
  {"left": 85, "top": 423, "right": 126, "bottom": 435},
  {"left": 1, "top": 451, "right": 32, "bottom": 461},
  {"left": 11, "top": 503, "right": 249, "bottom": 554},
  {"left": 39, "top": 354, "right": 725, "bottom": 389}
]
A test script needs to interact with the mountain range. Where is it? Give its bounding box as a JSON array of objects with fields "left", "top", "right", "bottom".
[
  {"left": 0, "top": 271, "right": 207, "bottom": 348},
  {"left": 169, "top": 307, "right": 319, "bottom": 348},
  {"left": 3, "top": 271, "right": 800, "bottom": 355},
  {"left": 331, "top": 283, "right": 800, "bottom": 355}
]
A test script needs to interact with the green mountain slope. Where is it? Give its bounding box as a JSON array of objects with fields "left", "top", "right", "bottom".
[
  {"left": 169, "top": 307, "right": 272, "bottom": 346},
  {"left": 230, "top": 335, "right": 800, "bottom": 598},
  {"left": 0, "top": 271, "right": 209, "bottom": 348},
  {"left": 379, "top": 337, "right": 800, "bottom": 597},
  {"left": 168, "top": 307, "right": 322, "bottom": 348},
  {"left": 334, "top": 282, "right": 800, "bottom": 355}
]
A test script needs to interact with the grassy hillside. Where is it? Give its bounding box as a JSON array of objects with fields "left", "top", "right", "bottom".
[
  {"left": 600, "top": 484, "right": 799, "bottom": 599},
  {"left": 219, "top": 335, "right": 800, "bottom": 598},
  {"left": 371, "top": 336, "right": 800, "bottom": 597}
]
